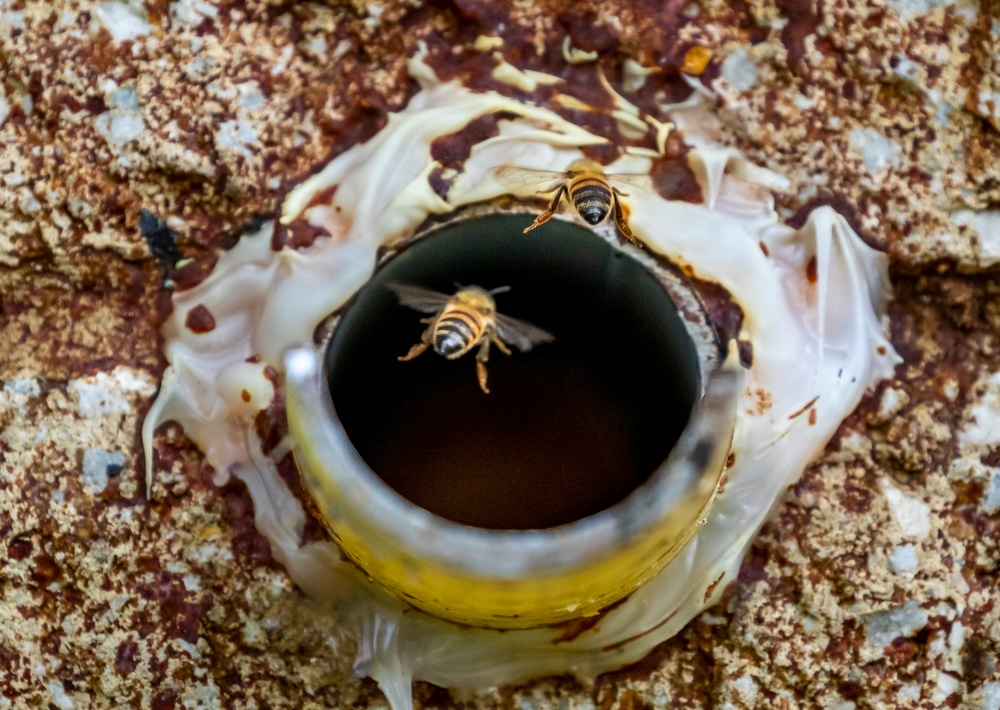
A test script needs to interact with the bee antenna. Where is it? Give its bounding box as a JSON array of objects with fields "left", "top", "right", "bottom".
[
  {"left": 489, "top": 285, "right": 511, "bottom": 295},
  {"left": 453, "top": 281, "right": 465, "bottom": 291}
]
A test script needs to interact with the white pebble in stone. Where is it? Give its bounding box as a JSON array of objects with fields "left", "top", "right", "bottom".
[
  {"left": 720, "top": 48, "right": 758, "bottom": 92},
  {"left": 216, "top": 120, "right": 258, "bottom": 160},
  {"left": 982, "top": 681, "right": 1000, "bottom": 710},
  {"left": 888, "top": 544, "right": 918, "bottom": 574},
  {"left": 984, "top": 473, "right": 1000, "bottom": 514},
  {"left": 82, "top": 449, "right": 126, "bottom": 494},
  {"left": 849, "top": 127, "right": 904, "bottom": 176},
  {"left": 880, "top": 479, "right": 932, "bottom": 540},
  {"left": 865, "top": 599, "right": 928, "bottom": 651},
  {"left": 93, "top": 0, "right": 150, "bottom": 41},
  {"left": 94, "top": 112, "right": 145, "bottom": 147},
  {"left": 4, "top": 379, "right": 40, "bottom": 397}
]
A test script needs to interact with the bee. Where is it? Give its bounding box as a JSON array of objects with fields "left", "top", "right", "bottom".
[
  {"left": 493, "top": 158, "right": 649, "bottom": 246},
  {"left": 389, "top": 283, "right": 555, "bottom": 394}
]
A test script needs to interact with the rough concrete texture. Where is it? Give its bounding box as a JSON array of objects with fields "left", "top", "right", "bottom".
[{"left": 0, "top": 1, "right": 998, "bottom": 708}]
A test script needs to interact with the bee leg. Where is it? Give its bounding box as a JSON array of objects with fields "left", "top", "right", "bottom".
[
  {"left": 612, "top": 188, "right": 642, "bottom": 248},
  {"left": 523, "top": 186, "right": 566, "bottom": 234},
  {"left": 491, "top": 332, "right": 512, "bottom": 356},
  {"left": 398, "top": 322, "right": 434, "bottom": 361},
  {"left": 398, "top": 341, "right": 429, "bottom": 361},
  {"left": 475, "top": 338, "right": 492, "bottom": 394}
]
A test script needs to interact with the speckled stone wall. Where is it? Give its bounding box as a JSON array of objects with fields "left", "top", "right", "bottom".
[{"left": 0, "top": 1, "right": 998, "bottom": 708}]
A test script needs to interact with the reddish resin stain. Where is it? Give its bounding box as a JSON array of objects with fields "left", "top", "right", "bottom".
[
  {"left": 271, "top": 219, "right": 332, "bottom": 251},
  {"left": 184, "top": 305, "right": 216, "bottom": 334},
  {"left": 650, "top": 155, "right": 702, "bottom": 203},
  {"left": 806, "top": 256, "right": 818, "bottom": 284},
  {"left": 789, "top": 395, "right": 820, "bottom": 420},
  {"left": 738, "top": 340, "right": 754, "bottom": 368},
  {"left": 649, "top": 134, "right": 703, "bottom": 204},
  {"left": 430, "top": 113, "right": 506, "bottom": 169},
  {"left": 30, "top": 553, "right": 63, "bottom": 588},
  {"left": 172, "top": 255, "right": 218, "bottom": 291},
  {"left": 788, "top": 194, "right": 874, "bottom": 249},
  {"left": 551, "top": 615, "right": 604, "bottom": 645},
  {"left": 774, "top": 0, "right": 820, "bottom": 72},
  {"left": 7, "top": 537, "right": 32, "bottom": 560},
  {"left": 275, "top": 453, "right": 332, "bottom": 547},
  {"left": 428, "top": 166, "right": 452, "bottom": 200},
  {"left": 717, "top": 470, "right": 730, "bottom": 495},
  {"left": 307, "top": 185, "right": 338, "bottom": 210},
  {"left": 114, "top": 640, "right": 139, "bottom": 676},
  {"left": 254, "top": 397, "right": 287, "bottom": 455},
  {"left": 151, "top": 690, "right": 178, "bottom": 710},
  {"left": 808, "top": 408, "right": 817, "bottom": 426},
  {"left": 551, "top": 596, "right": 630, "bottom": 644},
  {"left": 426, "top": 113, "right": 511, "bottom": 198},
  {"left": 737, "top": 543, "right": 773, "bottom": 587},
  {"left": 135, "top": 571, "right": 215, "bottom": 645},
  {"left": 601, "top": 608, "right": 679, "bottom": 652},
  {"left": 578, "top": 139, "right": 622, "bottom": 166},
  {"left": 703, "top": 570, "right": 727, "bottom": 601},
  {"left": 688, "top": 276, "right": 745, "bottom": 345},
  {"left": 219, "top": 476, "right": 280, "bottom": 567}
]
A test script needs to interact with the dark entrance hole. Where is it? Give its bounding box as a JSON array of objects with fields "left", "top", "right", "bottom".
[{"left": 327, "top": 215, "right": 700, "bottom": 530}]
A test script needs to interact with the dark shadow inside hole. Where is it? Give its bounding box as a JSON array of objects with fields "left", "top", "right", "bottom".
[{"left": 327, "top": 215, "right": 700, "bottom": 530}]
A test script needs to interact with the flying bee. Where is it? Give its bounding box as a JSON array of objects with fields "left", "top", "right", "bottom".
[
  {"left": 389, "top": 283, "right": 555, "bottom": 394},
  {"left": 493, "top": 158, "right": 649, "bottom": 246}
]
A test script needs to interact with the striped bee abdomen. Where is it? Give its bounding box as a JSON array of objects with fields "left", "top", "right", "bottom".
[
  {"left": 570, "top": 178, "right": 612, "bottom": 225},
  {"left": 433, "top": 309, "right": 485, "bottom": 358}
]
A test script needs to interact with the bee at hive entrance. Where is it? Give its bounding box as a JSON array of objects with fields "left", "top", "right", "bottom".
[{"left": 326, "top": 214, "right": 702, "bottom": 530}]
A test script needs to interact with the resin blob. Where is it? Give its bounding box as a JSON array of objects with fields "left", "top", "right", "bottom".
[{"left": 143, "top": 50, "right": 899, "bottom": 709}]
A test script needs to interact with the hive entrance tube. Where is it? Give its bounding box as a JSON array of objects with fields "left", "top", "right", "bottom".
[
  {"left": 330, "top": 215, "right": 702, "bottom": 530},
  {"left": 284, "top": 212, "right": 741, "bottom": 628}
]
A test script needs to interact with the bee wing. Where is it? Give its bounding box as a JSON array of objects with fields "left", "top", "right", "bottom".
[
  {"left": 493, "top": 312, "right": 556, "bottom": 352},
  {"left": 492, "top": 165, "right": 566, "bottom": 194},
  {"left": 605, "top": 172, "right": 653, "bottom": 190},
  {"left": 386, "top": 283, "right": 451, "bottom": 314}
]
